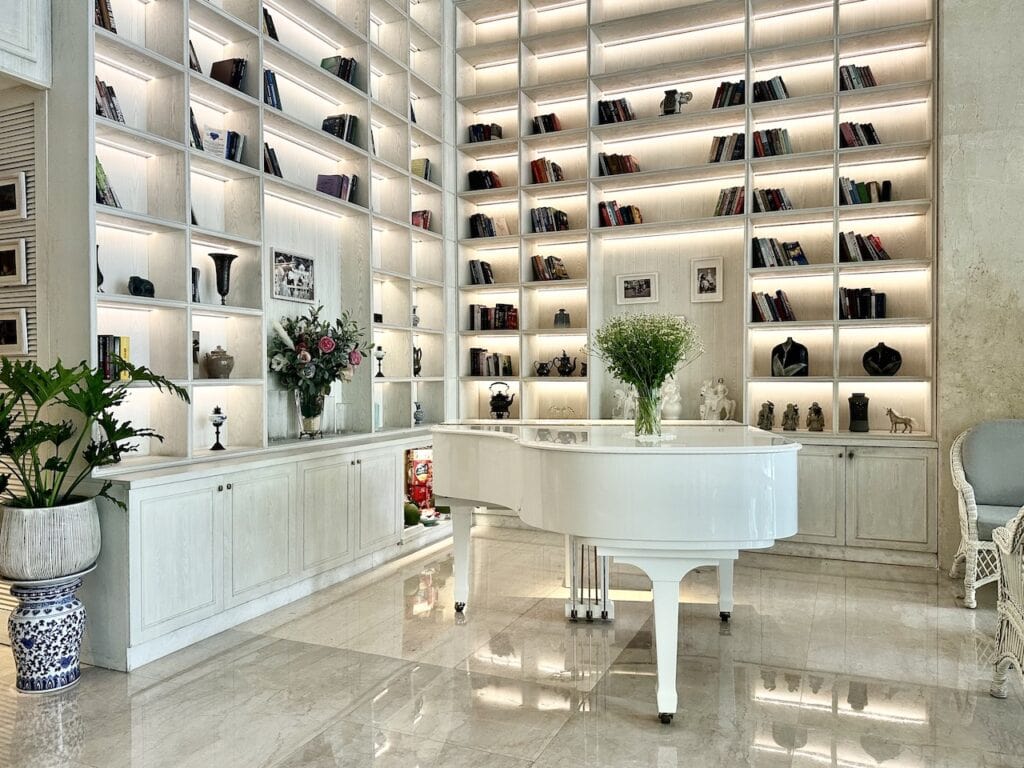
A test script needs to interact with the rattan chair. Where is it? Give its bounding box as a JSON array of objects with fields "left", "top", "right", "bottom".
[{"left": 990, "top": 508, "right": 1024, "bottom": 698}]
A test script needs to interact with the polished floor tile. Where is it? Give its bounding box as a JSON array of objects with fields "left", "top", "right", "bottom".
[{"left": 1, "top": 527, "right": 1022, "bottom": 768}]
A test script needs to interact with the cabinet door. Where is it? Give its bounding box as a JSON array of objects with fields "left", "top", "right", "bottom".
[
  {"left": 225, "top": 464, "right": 298, "bottom": 606},
  {"left": 356, "top": 450, "right": 400, "bottom": 556},
  {"left": 130, "top": 478, "right": 224, "bottom": 642},
  {"left": 845, "top": 447, "right": 937, "bottom": 552},
  {"left": 790, "top": 445, "right": 846, "bottom": 545},
  {"left": 300, "top": 455, "right": 355, "bottom": 574}
]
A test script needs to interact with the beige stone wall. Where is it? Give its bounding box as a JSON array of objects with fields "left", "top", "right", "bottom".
[{"left": 937, "top": 0, "right": 1024, "bottom": 567}]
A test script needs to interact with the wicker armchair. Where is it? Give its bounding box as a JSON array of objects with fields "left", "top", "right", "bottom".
[
  {"left": 990, "top": 508, "right": 1024, "bottom": 698},
  {"left": 949, "top": 421, "right": 1024, "bottom": 608}
]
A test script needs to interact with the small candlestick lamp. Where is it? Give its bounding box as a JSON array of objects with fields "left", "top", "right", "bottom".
[{"left": 210, "top": 406, "right": 227, "bottom": 451}]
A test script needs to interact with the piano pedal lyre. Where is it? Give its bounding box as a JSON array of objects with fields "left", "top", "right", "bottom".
[{"left": 566, "top": 540, "right": 614, "bottom": 622}]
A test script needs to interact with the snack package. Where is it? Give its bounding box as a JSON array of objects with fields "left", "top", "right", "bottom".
[{"left": 406, "top": 448, "right": 433, "bottom": 509}]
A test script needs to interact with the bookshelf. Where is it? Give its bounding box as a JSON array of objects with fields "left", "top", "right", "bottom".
[
  {"left": 50, "top": 0, "right": 450, "bottom": 471},
  {"left": 455, "top": 0, "right": 935, "bottom": 436}
]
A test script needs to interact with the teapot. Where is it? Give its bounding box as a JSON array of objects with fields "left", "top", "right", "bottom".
[
  {"left": 488, "top": 382, "right": 515, "bottom": 419},
  {"left": 204, "top": 345, "right": 234, "bottom": 379},
  {"left": 534, "top": 360, "right": 552, "bottom": 377},
  {"left": 412, "top": 346, "right": 423, "bottom": 377},
  {"left": 552, "top": 349, "right": 577, "bottom": 377}
]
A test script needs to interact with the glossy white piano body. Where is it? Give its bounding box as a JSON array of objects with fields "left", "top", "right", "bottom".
[{"left": 432, "top": 420, "right": 800, "bottom": 722}]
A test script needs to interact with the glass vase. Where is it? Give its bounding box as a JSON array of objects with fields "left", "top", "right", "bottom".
[
  {"left": 634, "top": 385, "right": 662, "bottom": 440},
  {"left": 296, "top": 390, "right": 325, "bottom": 437}
]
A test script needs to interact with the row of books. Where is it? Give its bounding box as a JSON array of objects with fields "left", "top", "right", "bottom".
[
  {"left": 532, "top": 113, "right": 563, "bottom": 133},
  {"left": 94, "top": 77, "right": 124, "bottom": 123},
  {"left": 96, "top": 335, "right": 131, "bottom": 382},
  {"left": 839, "top": 121, "right": 882, "bottom": 147},
  {"left": 751, "top": 290, "right": 797, "bottom": 322},
  {"left": 752, "top": 187, "right": 794, "bottom": 212},
  {"left": 197, "top": 128, "right": 244, "bottom": 163},
  {"left": 468, "top": 303, "right": 519, "bottom": 331},
  {"left": 321, "top": 56, "right": 358, "bottom": 86},
  {"left": 322, "top": 114, "right": 358, "bottom": 144},
  {"left": 209, "top": 57, "right": 247, "bottom": 92},
  {"left": 597, "top": 153, "right": 639, "bottom": 176},
  {"left": 598, "top": 200, "right": 643, "bottom": 227},
  {"left": 839, "top": 177, "right": 892, "bottom": 205},
  {"left": 467, "top": 123, "right": 503, "bottom": 142},
  {"left": 95, "top": 0, "right": 118, "bottom": 32},
  {"left": 469, "top": 213, "right": 511, "bottom": 238},
  {"left": 530, "top": 157, "right": 564, "bottom": 184},
  {"left": 752, "top": 128, "right": 793, "bottom": 157},
  {"left": 597, "top": 98, "right": 636, "bottom": 124},
  {"left": 316, "top": 174, "right": 358, "bottom": 202},
  {"left": 752, "top": 76, "right": 791, "bottom": 103},
  {"left": 95, "top": 158, "right": 121, "bottom": 208},
  {"left": 752, "top": 238, "right": 809, "bottom": 268},
  {"left": 468, "top": 259, "right": 496, "bottom": 285},
  {"left": 469, "top": 349, "right": 514, "bottom": 378},
  {"left": 712, "top": 80, "right": 745, "bottom": 108},
  {"left": 531, "top": 255, "right": 571, "bottom": 281},
  {"left": 263, "top": 143, "right": 283, "bottom": 177},
  {"left": 263, "top": 70, "right": 282, "bottom": 110},
  {"left": 467, "top": 170, "right": 502, "bottom": 190},
  {"left": 839, "top": 231, "right": 891, "bottom": 262},
  {"left": 839, "top": 64, "right": 878, "bottom": 91},
  {"left": 708, "top": 133, "right": 745, "bottom": 163},
  {"left": 411, "top": 158, "right": 432, "bottom": 181},
  {"left": 714, "top": 186, "right": 745, "bottom": 216},
  {"left": 839, "top": 287, "right": 887, "bottom": 319},
  {"left": 530, "top": 207, "right": 570, "bottom": 233},
  {"left": 411, "top": 210, "right": 432, "bottom": 229}
]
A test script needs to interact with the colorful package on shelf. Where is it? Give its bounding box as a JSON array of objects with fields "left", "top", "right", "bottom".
[{"left": 406, "top": 448, "right": 433, "bottom": 509}]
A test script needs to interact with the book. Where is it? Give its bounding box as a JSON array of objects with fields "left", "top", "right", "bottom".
[
  {"left": 530, "top": 207, "right": 569, "bottom": 233},
  {"left": 467, "top": 123, "right": 503, "bottom": 142},
  {"left": 411, "top": 158, "right": 431, "bottom": 181},
  {"left": 411, "top": 210, "right": 432, "bottom": 229},
  {"left": 322, "top": 114, "right": 358, "bottom": 144},
  {"left": 712, "top": 80, "right": 745, "bottom": 108},
  {"left": 263, "top": 70, "right": 282, "bottom": 109},
  {"left": 263, "top": 143, "right": 282, "bottom": 177},
  {"left": 210, "top": 58, "right": 247, "bottom": 91},
  {"left": 467, "top": 170, "right": 502, "bottom": 190},
  {"left": 597, "top": 98, "right": 636, "bottom": 124},
  {"left": 752, "top": 76, "right": 790, "bottom": 102},
  {"left": 714, "top": 186, "right": 745, "bottom": 216},
  {"left": 94, "top": 77, "right": 124, "bottom": 123},
  {"left": 531, "top": 113, "right": 563, "bottom": 133},
  {"left": 529, "top": 157, "right": 566, "bottom": 183},
  {"left": 262, "top": 8, "right": 279, "bottom": 40},
  {"left": 598, "top": 201, "right": 643, "bottom": 226},
  {"left": 188, "top": 41, "right": 202, "bottom": 73},
  {"left": 95, "top": 157, "right": 121, "bottom": 208},
  {"left": 203, "top": 125, "right": 227, "bottom": 159},
  {"left": 839, "top": 64, "right": 877, "bottom": 91},
  {"left": 95, "top": 0, "right": 117, "bottom": 33},
  {"left": 189, "top": 108, "right": 204, "bottom": 150},
  {"left": 321, "top": 56, "right": 358, "bottom": 85}
]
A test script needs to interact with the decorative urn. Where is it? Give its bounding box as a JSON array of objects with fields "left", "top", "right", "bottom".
[{"left": 204, "top": 345, "right": 235, "bottom": 379}]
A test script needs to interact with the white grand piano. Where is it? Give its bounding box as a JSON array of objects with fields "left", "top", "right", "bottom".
[{"left": 432, "top": 420, "right": 800, "bottom": 723}]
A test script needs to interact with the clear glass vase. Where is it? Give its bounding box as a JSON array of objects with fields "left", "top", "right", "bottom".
[
  {"left": 296, "top": 390, "right": 325, "bottom": 437},
  {"left": 634, "top": 385, "right": 662, "bottom": 440}
]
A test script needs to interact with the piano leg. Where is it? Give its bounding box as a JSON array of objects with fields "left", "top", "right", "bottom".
[
  {"left": 452, "top": 506, "right": 472, "bottom": 612},
  {"left": 651, "top": 577, "right": 682, "bottom": 722},
  {"left": 717, "top": 559, "right": 734, "bottom": 622}
]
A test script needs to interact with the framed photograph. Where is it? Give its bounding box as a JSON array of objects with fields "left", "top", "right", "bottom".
[
  {"left": 0, "top": 308, "right": 27, "bottom": 355},
  {"left": 691, "top": 256, "right": 723, "bottom": 303},
  {"left": 0, "top": 239, "right": 26, "bottom": 286},
  {"left": 272, "top": 248, "right": 316, "bottom": 303},
  {"left": 616, "top": 272, "right": 659, "bottom": 305},
  {"left": 0, "top": 172, "right": 26, "bottom": 221}
]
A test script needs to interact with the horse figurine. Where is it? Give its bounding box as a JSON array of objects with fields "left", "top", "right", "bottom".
[
  {"left": 700, "top": 378, "right": 736, "bottom": 421},
  {"left": 885, "top": 407, "right": 915, "bottom": 434}
]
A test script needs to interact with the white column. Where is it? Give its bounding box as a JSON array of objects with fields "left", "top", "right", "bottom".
[{"left": 451, "top": 505, "right": 472, "bottom": 611}]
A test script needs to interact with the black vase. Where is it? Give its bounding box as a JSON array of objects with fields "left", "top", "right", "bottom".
[
  {"left": 849, "top": 392, "right": 870, "bottom": 432},
  {"left": 209, "top": 253, "right": 238, "bottom": 305},
  {"left": 771, "top": 337, "right": 809, "bottom": 377},
  {"left": 862, "top": 342, "right": 902, "bottom": 376}
]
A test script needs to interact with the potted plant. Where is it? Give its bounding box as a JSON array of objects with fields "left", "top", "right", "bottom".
[
  {"left": 591, "top": 313, "right": 702, "bottom": 439},
  {"left": 269, "top": 306, "right": 366, "bottom": 436}
]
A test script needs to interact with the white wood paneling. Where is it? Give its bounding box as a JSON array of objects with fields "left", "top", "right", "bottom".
[
  {"left": 300, "top": 455, "right": 356, "bottom": 573},
  {"left": 356, "top": 450, "right": 400, "bottom": 555},
  {"left": 845, "top": 446, "right": 936, "bottom": 551}
]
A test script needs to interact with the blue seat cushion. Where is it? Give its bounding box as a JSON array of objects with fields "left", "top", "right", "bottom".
[
  {"left": 963, "top": 420, "right": 1024, "bottom": 507},
  {"left": 977, "top": 504, "right": 1021, "bottom": 541}
]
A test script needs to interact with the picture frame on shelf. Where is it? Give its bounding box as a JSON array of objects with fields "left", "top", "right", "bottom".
[
  {"left": 272, "top": 248, "right": 316, "bottom": 303},
  {"left": 0, "top": 239, "right": 26, "bottom": 286},
  {"left": 0, "top": 172, "right": 26, "bottom": 221},
  {"left": 0, "top": 308, "right": 27, "bottom": 354},
  {"left": 691, "top": 256, "right": 723, "bottom": 303},
  {"left": 616, "top": 272, "right": 659, "bottom": 305}
]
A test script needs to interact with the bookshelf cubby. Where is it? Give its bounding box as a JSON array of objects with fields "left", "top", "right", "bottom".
[
  {"left": 456, "top": 0, "right": 935, "bottom": 433},
  {"left": 51, "top": 0, "right": 449, "bottom": 472}
]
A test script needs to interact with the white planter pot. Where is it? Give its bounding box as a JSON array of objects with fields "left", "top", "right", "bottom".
[{"left": 0, "top": 498, "right": 101, "bottom": 581}]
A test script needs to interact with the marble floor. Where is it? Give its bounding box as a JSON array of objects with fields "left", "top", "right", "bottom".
[{"left": 0, "top": 527, "right": 1021, "bottom": 768}]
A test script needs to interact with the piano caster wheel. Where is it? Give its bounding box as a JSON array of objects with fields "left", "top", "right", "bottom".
[
  {"left": 719, "top": 611, "right": 731, "bottom": 622},
  {"left": 658, "top": 713, "right": 674, "bottom": 725},
  {"left": 569, "top": 609, "right": 578, "bottom": 621},
  {"left": 454, "top": 602, "right": 466, "bottom": 613},
  {"left": 600, "top": 610, "right": 609, "bottom": 620}
]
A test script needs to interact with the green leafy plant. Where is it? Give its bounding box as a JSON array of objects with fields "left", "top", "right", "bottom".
[{"left": 0, "top": 358, "right": 189, "bottom": 509}]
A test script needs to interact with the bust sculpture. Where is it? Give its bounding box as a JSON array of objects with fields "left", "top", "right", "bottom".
[
  {"left": 782, "top": 403, "right": 799, "bottom": 431},
  {"left": 806, "top": 402, "right": 825, "bottom": 432},
  {"left": 757, "top": 401, "right": 775, "bottom": 431}
]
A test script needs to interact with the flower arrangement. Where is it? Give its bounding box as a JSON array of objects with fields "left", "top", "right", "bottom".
[
  {"left": 269, "top": 306, "right": 366, "bottom": 421},
  {"left": 591, "top": 313, "right": 703, "bottom": 437}
]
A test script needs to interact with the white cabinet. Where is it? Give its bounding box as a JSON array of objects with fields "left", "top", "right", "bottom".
[
  {"left": 356, "top": 450, "right": 401, "bottom": 556},
  {"left": 0, "top": 1, "right": 49, "bottom": 87},
  {"left": 299, "top": 455, "right": 355, "bottom": 574},
  {"left": 791, "top": 445, "right": 845, "bottom": 545}
]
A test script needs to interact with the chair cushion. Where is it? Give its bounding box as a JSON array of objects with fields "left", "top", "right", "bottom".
[
  {"left": 963, "top": 420, "right": 1024, "bottom": 507},
  {"left": 977, "top": 505, "right": 1021, "bottom": 541}
]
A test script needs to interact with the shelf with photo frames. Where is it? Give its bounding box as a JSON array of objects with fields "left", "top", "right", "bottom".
[{"left": 50, "top": 0, "right": 450, "bottom": 471}]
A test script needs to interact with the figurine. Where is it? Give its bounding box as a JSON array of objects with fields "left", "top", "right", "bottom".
[
  {"left": 661, "top": 376, "right": 683, "bottom": 419},
  {"left": 612, "top": 386, "right": 636, "bottom": 419},
  {"left": 782, "top": 403, "right": 799, "bottom": 431},
  {"left": 863, "top": 342, "right": 902, "bottom": 376},
  {"left": 412, "top": 346, "right": 422, "bottom": 377},
  {"left": 757, "top": 401, "right": 775, "bottom": 431},
  {"left": 413, "top": 401, "right": 424, "bottom": 425},
  {"left": 885, "top": 407, "right": 915, "bottom": 433},
  {"left": 700, "top": 378, "right": 736, "bottom": 420},
  {"left": 534, "top": 360, "right": 552, "bottom": 377},
  {"left": 806, "top": 402, "right": 825, "bottom": 432}
]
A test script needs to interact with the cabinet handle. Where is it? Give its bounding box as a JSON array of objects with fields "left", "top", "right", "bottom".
[
  {"left": 226, "top": 483, "right": 233, "bottom": 490},
  {"left": 838, "top": 452, "right": 844, "bottom": 458},
  {"left": 357, "top": 459, "right": 362, "bottom": 465},
  {"left": 848, "top": 451, "right": 855, "bottom": 459},
  {"left": 217, "top": 485, "right": 224, "bottom": 492},
  {"left": 350, "top": 460, "right": 355, "bottom": 466}
]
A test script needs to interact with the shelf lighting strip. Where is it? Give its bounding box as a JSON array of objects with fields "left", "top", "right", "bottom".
[
  {"left": 95, "top": 137, "right": 154, "bottom": 159},
  {"left": 94, "top": 54, "right": 155, "bottom": 82},
  {"left": 601, "top": 17, "right": 746, "bottom": 49},
  {"left": 189, "top": 21, "right": 231, "bottom": 47}
]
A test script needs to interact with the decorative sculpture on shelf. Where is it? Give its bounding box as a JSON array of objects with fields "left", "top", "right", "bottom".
[
  {"left": 771, "top": 337, "right": 809, "bottom": 377},
  {"left": 374, "top": 346, "right": 386, "bottom": 378},
  {"left": 699, "top": 378, "right": 736, "bottom": 421},
  {"left": 534, "top": 360, "right": 552, "bottom": 377},
  {"left": 191, "top": 267, "right": 200, "bottom": 303},
  {"left": 863, "top": 342, "right": 902, "bottom": 376},
  {"left": 553, "top": 349, "right": 577, "bottom": 377},
  {"left": 412, "top": 346, "right": 422, "bottom": 377},
  {"left": 885, "top": 407, "right": 915, "bottom": 433},
  {"left": 757, "top": 401, "right": 775, "bottom": 431},
  {"left": 411, "top": 305, "right": 420, "bottom": 327},
  {"left": 209, "top": 252, "right": 238, "bottom": 306},
  {"left": 96, "top": 245, "right": 104, "bottom": 293},
  {"left": 806, "top": 402, "right": 825, "bottom": 432},
  {"left": 661, "top": 376, "right": 683, "bottom": 420},
  {"left": 782, "top": 403, "right": 799, "bottom": 431},
  {"left": 488, "top": 382, "right": 515, "bottom": 419},
  {"left": 203, "top": 345, "right": 234, "bottom": 379},
  {"left": 209, "top": 406, "right": 227, "bottom": 451},
  {"left": 553, "top": 308, "right": 571, "bottom": 328},
  {"left": 413, "top": 401, "right": 424, "bottom": 425},
  {"left": 548, "top": 404, "right": 576, "bottom": 419},
  {"left": 848, "top": 392, "right": 870, "bottom": 432},
  {"left": 128, "top": 276, "right": 155, "bottom": 298},
  {"left": 612, "top": 386, "right": 636, "bottom": 419},
  {"left": 660, "top": 89, "right": 693, "bottom": 115}
]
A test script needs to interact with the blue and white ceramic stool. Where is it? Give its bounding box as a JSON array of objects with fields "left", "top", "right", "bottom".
[{"left": 7, "top": 566, "right": 94, "bottom": 693}]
